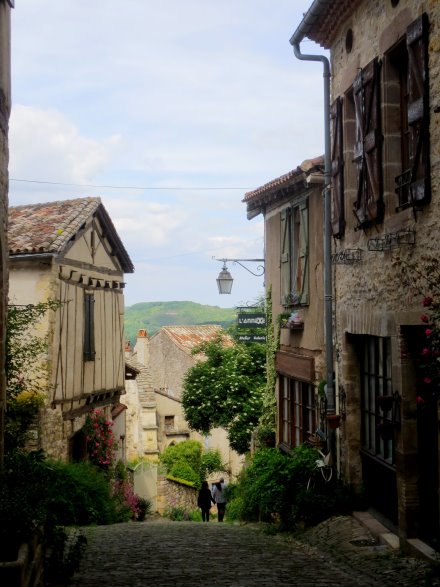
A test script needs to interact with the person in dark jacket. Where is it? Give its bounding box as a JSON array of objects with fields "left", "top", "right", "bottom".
[{"left": 197, "top": 480, "right": 215, "bottom": 522}]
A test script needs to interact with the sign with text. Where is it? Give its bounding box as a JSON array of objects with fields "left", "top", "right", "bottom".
[
  {"left": 237, "top": 334, "right": 267, "bottom": 343},
  {"left": 236, "top": 312, "right": 266, "bottom": 328}
]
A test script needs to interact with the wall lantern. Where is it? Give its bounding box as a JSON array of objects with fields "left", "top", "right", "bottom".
[{"left": 214, "top": 257, "right": 265, "bottom": 295}]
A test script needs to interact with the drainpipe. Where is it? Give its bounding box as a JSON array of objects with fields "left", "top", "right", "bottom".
[{"left": 289, "top": 9, "right": 335, "bottom": 419}]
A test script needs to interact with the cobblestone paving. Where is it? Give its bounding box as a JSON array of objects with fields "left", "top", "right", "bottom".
[{"left": 69, "top": 517, "right": 439, "bottom": 587}]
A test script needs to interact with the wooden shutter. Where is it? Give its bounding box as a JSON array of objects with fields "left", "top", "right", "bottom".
[
  {"left": 352, "top": 58, "right": 383, "bottom": 228},
  {"left": 407, "top": 13, "right": 430, "bottom": 204},
  {"left": 84, "top": 293, "right": 95, "bottom": 361},
  {"left": 280, "top": 208, "right": 291, "bottom": 305},
  {"left": 331, "top": 96, "right": 345, "bottom": 238},
  {"left": 296, "top": 201, "right": 309, "bottom": 304}
]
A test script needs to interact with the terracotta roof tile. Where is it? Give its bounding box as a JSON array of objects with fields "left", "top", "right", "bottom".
[
  {"left": 8, "top": 197, "right": 134, "bottom": 273},
  {"left": 243, "top": 156, "right": 324, "bottom": 203},
  {"left": 161, "top": 325, "right": 233, "bottom": 354},
  {"left": 9, "top": 197, "right": 101, "bottom": 255}
]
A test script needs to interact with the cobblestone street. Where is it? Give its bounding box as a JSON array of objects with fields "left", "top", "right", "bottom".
[{"left": 69, "top": 516, "right": 438, "bottom": 586}]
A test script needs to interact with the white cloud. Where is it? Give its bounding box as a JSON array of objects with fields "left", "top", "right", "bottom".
[
  {"left": 9, "top": 0, "right": 326, "bottom": 307},
  {"left": 9, "top": 105, "right": 122, "bottom": 184}
]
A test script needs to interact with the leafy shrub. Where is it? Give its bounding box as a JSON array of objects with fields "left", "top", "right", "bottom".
[
  {"left": 136, "top": 497, "right": 152, "bottom": 521},
  {"left": 229, "top": 445, "right": 354, "bottom": 530},
  {"left": 44, "top": 460, "right": 117, "bottom": 526},
  {"left": 169, "top": 460, "right": 200, "bottom": 486},
  {"left": 164, "top": 506, "right": 189, "bottom": 521}
]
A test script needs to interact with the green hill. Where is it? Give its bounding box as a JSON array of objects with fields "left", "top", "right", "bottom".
[{"left": 124, "top": 301, "right": 237, "bottom": 345}]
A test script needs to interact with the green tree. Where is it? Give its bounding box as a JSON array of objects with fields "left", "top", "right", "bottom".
[
  {"left": 182, "top": 336, "right": 266, "bottom": 454},
  {"left": 5, "top": 301, "right": 59, "bottom": 452}
]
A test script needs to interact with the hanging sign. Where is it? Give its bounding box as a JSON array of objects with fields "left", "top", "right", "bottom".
[
  {"left": 236, "top": 312, "right": 266, "bottom": 328},
  {"left": 237, "top": 334, "right": 266, "bottom": 343}
]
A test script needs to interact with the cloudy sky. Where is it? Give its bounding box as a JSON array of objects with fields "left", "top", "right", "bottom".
[{"left": 9, "top": 1, "right": 325, "bottom": 309}]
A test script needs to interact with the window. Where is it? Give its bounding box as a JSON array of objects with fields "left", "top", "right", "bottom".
[
  {"left": 165, "top": 416, "right": 175, "bottom": 432},
  {"left": 360, "top": 336, "right": 394, "bottom": 465},
  {"left": 279, "top": 376, "right": 315, "bottom": 448},
  {"left": 280, "top": 200, "right": 309, "bottom": 306},
  {"left": 83, "top": 293, "right": 95, "bottom": 361},
  {"left": 391, "top": 14, "right": 430, "bottom": 208}
]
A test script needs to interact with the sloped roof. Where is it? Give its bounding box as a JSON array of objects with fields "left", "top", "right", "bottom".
[
  {"left": 291, "top": 0, "right": 359, "bottom": 49},
  {"left": 8, "top": 197, "right": 134, "bottom": 273},
  {"left": 243, "top": 156, "right": 324, "bottom": 219},
  {"left": 158, "top": 325, "right": 232, "bottom": 355}
]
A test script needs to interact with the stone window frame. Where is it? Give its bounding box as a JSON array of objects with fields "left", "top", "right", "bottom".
[{"left": 382, "top": 13, "right": 431, "bottom": 212}]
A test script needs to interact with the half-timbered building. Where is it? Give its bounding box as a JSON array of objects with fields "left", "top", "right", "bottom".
[{"left": 8, "top": 197, "right": 134, "bottom": 460}]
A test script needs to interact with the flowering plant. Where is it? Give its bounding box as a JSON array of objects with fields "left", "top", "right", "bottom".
[
  {"left": 112, "top": 479, "right": 141, "bottom": 520},
  {"left": 82, "top": 409, "right": 116, "bottom": 467},
  {"left": 416, "top": 295, "right": 440, "bottom": 405}
]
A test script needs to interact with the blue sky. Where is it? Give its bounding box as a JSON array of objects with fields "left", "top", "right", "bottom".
[{"left": 9, "top": 1, "right": 326, "bottom": 308}]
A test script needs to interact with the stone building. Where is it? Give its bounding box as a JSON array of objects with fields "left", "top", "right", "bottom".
[
  {"left": 290, "top": 0, "right": 440, "bottom": 548},
  {"left": 8, "top": 197, "right": 134, "bottom": 460},
  {"left": 125, "top": 327, "right": 243, "bottom": 473},
  {"left": 0, "top": 0, "right": 12, "bottom": 462},
  {"left": 243, "top": 158, "right": 326, "bottom": 450}
]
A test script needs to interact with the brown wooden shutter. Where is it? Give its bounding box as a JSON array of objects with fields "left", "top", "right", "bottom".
[
  {"left": 331, "top": 96, "right": 345, "bottom": 238},
  {"left": 352, "top": 58, "right": 383, "bottom": 228},
  {"left": 296, "top": 201, "right": 309, "bottom": 304},
  {"left": 280, "top": 208, "right": 291, "bottom": 305},
  {"left": 407, "top": 13, "right": 430, "bottom": 204}
]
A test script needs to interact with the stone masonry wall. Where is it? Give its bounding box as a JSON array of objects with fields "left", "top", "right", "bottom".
[
  {"left": 156, "top": 475, "right": 198, "bottom": 515},
  {"left": 326, "top": 0, "right": 440, "bottom": 539}
]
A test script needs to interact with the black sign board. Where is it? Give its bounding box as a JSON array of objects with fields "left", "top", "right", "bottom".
[
  {"left": 237, "top": 312, "right": 266, "bottom": 328},
  {"left": 237, "top": 334, "right": 266, "bottom": 343}
]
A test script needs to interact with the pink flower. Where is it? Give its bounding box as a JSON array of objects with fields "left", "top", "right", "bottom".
[
  {"left": 425, "top": 328, "right": 433, "bottom": 337},
  {"left": 423, "top": 296, "right": 433, "bottom": 307},
  {"left": 423, "top": 376, "right": 432, "bottom": 385},
  {"left": 422, "top": 347, "right": 431, "bottom": 356},
  {"left": 416, "top": 396, "right": 425, "bottom": 404},
  {"left": 421, "top": 314, "right": 430, "bottom": 323}
]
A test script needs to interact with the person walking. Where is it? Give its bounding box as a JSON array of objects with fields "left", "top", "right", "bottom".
[
  {"left": 197, "top": 480, "right": 215, "bottom": 522},
  {"left": 212, "top": 477, "right": 228, "bottom": 522}
]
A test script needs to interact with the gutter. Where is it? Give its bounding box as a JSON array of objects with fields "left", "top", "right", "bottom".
[{"left": 290, "top": 2, "right": 335, "bottom": 416}]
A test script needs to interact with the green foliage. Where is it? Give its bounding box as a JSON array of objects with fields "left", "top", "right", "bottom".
[
  {"left": 169, "top": 461, "right": 200, "bottom": 486},
  {"left": 136, "top": 497, "right": 152, "bottom": 521},
  {"left": 262, "top": 289, "right": 277, "bottom": 426},
  {"left": 227, "top": 446, "right": 354, "bottom": 530},
  {"left": 44, "top": 527, "right": 87, "bottom": 586},
  {"left": 200, "top": 449, "right": 224, "bottom": 481},
  {"left": 182, "top": 336, "right": 266, "bottom": 453},
  {"left": 5, "top": 301, "right": 60, "bottom": 451},
  {"left": 163, "top": 506, "right": 203, "bottom": 522},
  {"left": 0, "top": 450, "right": 144, "bottom": 560},
  {"left": 160, "top": 440, "right": 224, "bottom": 487},
  {"left": 124, "top": 301, "right": 236, "bottom": 344}
]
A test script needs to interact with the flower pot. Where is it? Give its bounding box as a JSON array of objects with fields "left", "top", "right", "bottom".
[{"left": 326, "top": 414, "right": 341, "bottom": 429}]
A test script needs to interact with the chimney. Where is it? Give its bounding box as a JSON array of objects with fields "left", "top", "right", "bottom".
[{"left": 134, "top": 329, "right": 149, "bottom": 366}]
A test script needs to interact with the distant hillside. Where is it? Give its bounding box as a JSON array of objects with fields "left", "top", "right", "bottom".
[{"left": 124, "top": 301, "right": 237, "bottom": 345}]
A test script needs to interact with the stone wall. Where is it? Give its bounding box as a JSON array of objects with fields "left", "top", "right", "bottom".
[
  {"left": 156, "top": 475, "right": 198, "bottom": 515},
  {"left": 325, "top": 0, "right": 440, "bottom": 540}
]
